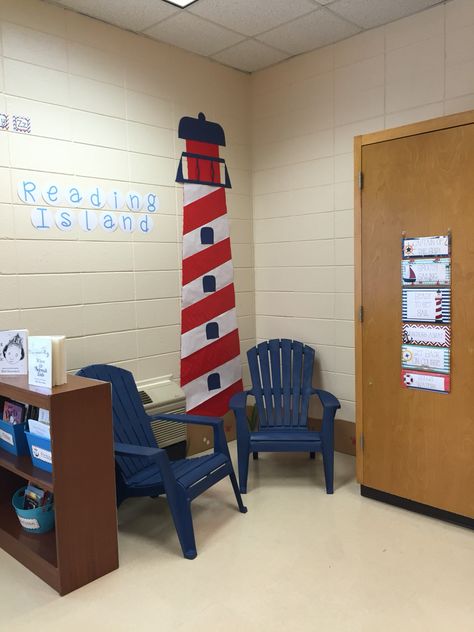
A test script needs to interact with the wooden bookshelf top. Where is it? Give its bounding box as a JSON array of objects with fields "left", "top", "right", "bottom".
[{"left": 0, "top": 374, "right": 108, "bottom": 409}]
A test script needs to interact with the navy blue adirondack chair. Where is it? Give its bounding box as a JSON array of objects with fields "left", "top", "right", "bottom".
[
  {"left": 76, "top": 364, "right": 247, "bottom": 560},
  {"left": 230, "top": 339, "right": 341, "bottom": 494}
]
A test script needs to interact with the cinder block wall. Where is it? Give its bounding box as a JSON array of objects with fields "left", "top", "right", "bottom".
[
  {"left": 251, "top": 0, "right": 474, "bottom": 423},
  {"left": 0, "top": 0, "right": 254, "bottom": 386}
]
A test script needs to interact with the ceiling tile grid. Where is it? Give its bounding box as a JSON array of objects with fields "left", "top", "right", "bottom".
[{"left": 45, "top": 0, "right": 447, "bottom": 72}]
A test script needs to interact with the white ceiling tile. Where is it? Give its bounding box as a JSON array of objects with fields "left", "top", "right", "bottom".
[
  {"left": 46, "top": 0, "right": 450, "bottom": 72},
  {"left": 257, "top": 8, "right": 361, "bottom": 55},
  {"left": 188, "top": 0, "right": 317, "bottom": 37},
  {"left": 144, "top": 12, "right": 245, "bottom": 57},
  {"left": 213, "top": 40, "right": 288, "bottom": 73},
  {"left": 328, "top": 0, "right": 445, "bottom": 30},
  {"left": 54, "top": 0, "right": 179, "bottom": 31}
]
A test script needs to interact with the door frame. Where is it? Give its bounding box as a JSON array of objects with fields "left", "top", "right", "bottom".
[{"left": 354, "top": 109, "right": 474, "bottom": 483}]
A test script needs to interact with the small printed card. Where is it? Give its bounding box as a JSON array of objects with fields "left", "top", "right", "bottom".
[
  {"left": 402, "top": 323, "right": 451, "bottom": 348},
  {"left": 401, "top": 258, "right": 451, "bottom": 286},
  {"left": 401, "top": 344, "right": 450, "bottom": 374},
  {"left": 28, "top": 336, "right": 52, "bottom": 388},
  {"left": 402, "top": 235, "right": 450, "bottom": 258},
  {"left": 0, "top": 330, "right": 28, "bottom": 375},
  {"left": 401, "top": 369, "right": 450, "bottom": 393},
  {"left": 402, "top": 288, "right": 451, "bottom": 323}
]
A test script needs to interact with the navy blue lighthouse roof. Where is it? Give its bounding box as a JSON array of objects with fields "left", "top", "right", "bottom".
[{"left": 178, "top": 112, "right": 226, "bottom": 146}]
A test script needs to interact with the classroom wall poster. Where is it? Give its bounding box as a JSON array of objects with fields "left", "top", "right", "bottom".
[
  {"left": 402, "top": 323, "right": 451, "bottom": 348},
  {"left": 402, "top": 288, "right": 451, "bottom": 323},
  {"left": 401, "top": 369, "right": 450, "bottom": 393},
  {"left": 401, "top": 344, "right": 450, "bottom": 374},
  {"left": 401, "top": 258, "right": 451, "bottom": 286},
  {"left": 402, "top": 235, "right": 450, "bottom": 258}
]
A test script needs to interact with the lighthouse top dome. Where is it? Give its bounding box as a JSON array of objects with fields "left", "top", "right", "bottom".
[{"left": 178, "top": 112, "right": 226, "bottom": 147}]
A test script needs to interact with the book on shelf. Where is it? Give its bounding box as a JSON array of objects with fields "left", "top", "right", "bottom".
[
  {"left": 0, "top": 330, "right": 28, "bottom": 376},
  {"left": 28, "top": 406, "right": 50, "bottom": 438},
  {"left": 2, "top": 398, "right": 27, "bottom": 425},
  {"left": 23, "top": 483, "right": 53, "bottom": 510},
  {"left": 28, "top": 418, "right": 51, "bottom": 439},
  {"left": 28, "top": 336, "right": 67, "bottom": 388}
]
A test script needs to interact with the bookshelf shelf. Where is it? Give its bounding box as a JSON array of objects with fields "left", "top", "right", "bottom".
[
  {"left": 0, "top": 451, "right": 54, "bottom": 492},
  {"left": 0, "top": 374, "right": 119, "bottom": 595}
]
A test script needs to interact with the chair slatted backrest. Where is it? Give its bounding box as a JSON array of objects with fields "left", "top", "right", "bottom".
[
  {"left": 248, "top": 339, "right": 315, "bottom": 429},
  {"left": 76, "top": 364, "right": 158, "bottom": 479}
]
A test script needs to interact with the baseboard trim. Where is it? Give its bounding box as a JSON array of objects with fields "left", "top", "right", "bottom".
[{"left": 361, "top": 485, "right": 474, "bottom": 530}]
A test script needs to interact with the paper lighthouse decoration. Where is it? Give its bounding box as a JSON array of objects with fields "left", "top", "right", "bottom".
[
  {"left": 435, "top": 290, "right": 442, "bottom": 321},
  {"left": 176, "top": 113, "right": 243, "bottom": 416}
]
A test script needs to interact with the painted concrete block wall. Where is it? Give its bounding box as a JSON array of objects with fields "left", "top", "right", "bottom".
[
  {"left": 251, "top": 0, "right": 474, "bottom": 422},
  {"left": 0, "top": 0, "right": 254, "bottom": 386}
]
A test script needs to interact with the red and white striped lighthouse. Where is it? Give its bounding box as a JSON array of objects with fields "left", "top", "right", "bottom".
[{"left": 176, "top": 113, "right": 243, "bottom": 416}]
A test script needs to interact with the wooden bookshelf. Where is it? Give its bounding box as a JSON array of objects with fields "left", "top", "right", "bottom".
[{"left": 0, "top": 375, "right": 119, "bottom": 595}]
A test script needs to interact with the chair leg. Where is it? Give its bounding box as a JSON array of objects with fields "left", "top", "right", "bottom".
[
  {"left": 237, "top": 444, "right": 250, "bottom": 494},
  {"left": 252, "top": 452, "right": 259, "bottom": 460},
  {"left": 167, "top": 492, "right": 197, "bottom": 559},
  {"left": 309, "top": 452, "right": 315, "bottom": 460},
  {"left": 229, "top": 470, "right": 248, "bottom": 514},
  {"left": 322, "top": 444, "right": 334, "bottom": 494}
]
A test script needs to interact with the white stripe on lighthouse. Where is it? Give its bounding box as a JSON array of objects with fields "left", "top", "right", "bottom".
[
  {"left": 181, "top": 260, "right": 234, "bottom": 308},
  {"left": 182, "top": 214, "right": 229, "bottom": 259},
  {"left": 182, "top": 356, "right": 242, "bottom": 411},
  {"left": 181, "top": 307, "right": 238, "bottom": 359},
  {"left": 183, "top": 183, "right": 218, "bottom": 206}
]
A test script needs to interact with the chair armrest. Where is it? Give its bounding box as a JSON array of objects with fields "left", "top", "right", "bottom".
[
  {"left": 114, "top": 442, "right": 164, "bottom": 458},
  {"left": 312, "top": 388, "right": 341, "bottom": 410},
  {"left": 229, "top": 390, "right": 253, "bottom": 439},
  {"left": 229, "top": 390, "right": 252, "bottom": 410},
  {"left": 147, "top": 412, "right": 222, "bottom": 428},
  {"left": 148, "top": 412, "right": 230, "bottom": 456}
]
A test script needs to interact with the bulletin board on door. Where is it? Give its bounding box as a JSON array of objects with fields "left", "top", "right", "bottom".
[{"left": 354, "top": 110, "right": 474, "bottom": 523}]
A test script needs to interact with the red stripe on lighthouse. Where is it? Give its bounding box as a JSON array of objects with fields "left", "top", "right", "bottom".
[
  {"left": 182, "top": 238, "right": 232, "bottom": 285},
  {"left": 187, "top": 379, "right": 244, "bottom": 416},
  {"left": 181, "top": 329, "right": 241, "bottom": 386},
  {"left": 181, "top": 283, "right": 236, "bottom": 334},
  {"left": 183, "top": 188, "right": 227, "bottom": 234}
]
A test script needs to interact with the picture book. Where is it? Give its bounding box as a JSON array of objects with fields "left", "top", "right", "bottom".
[
  {"left": 0, "top": 330, "right": 28, "bottom": 375},
  {"left": 2, "top": 399, "right": 27, "bottom": 425},
  {"left": 23, "top": 483, "right": 52, "bottom": 510},
  {"left": 28, "top": 336, "right": 67, "bottom": 388},
  {"left": 28, "top": 336, "right": 53, "bottom": 388}
]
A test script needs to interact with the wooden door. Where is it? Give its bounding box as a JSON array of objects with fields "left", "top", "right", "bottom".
[{"left": 358, "top": 119, "right": 474, "bottom": 518}]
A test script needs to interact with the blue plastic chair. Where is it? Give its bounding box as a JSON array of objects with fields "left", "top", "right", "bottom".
[
  {"left": 76, "top": 364, "right": 247, "bottom": 559},
  {"left": 230, "top": 339, "right": 341, "bottom": 494}
]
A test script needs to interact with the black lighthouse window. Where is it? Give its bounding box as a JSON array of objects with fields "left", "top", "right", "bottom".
[
  {"left": 208, "top": 373, "right": 221, "bottom": 391},
  {"left": 202, "top": 275, "right": 216, "bottom": 293},
  {"left": 201, "top": 227, "right": 214, "bottom": 245},
  {"left": 206, "top": 322, "right": 219, "bottom": 340}
]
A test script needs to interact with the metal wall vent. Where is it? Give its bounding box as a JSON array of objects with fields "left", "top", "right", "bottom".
[{"left": 138, "top": 390, "right": 153, "bottom": 405}]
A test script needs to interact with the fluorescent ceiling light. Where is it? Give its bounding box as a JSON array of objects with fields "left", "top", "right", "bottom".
[{"left": 163, "top": 0, "right": 199, "bottom": 7}]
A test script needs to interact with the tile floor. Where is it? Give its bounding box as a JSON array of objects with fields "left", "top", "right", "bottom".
[{"left": 1, "top": 446, "right": 473, "bottom": 632}]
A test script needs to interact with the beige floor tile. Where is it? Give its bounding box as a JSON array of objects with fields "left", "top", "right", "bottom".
[{"left": 1, "top": 447, "right": 474, "bottom": 631}]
